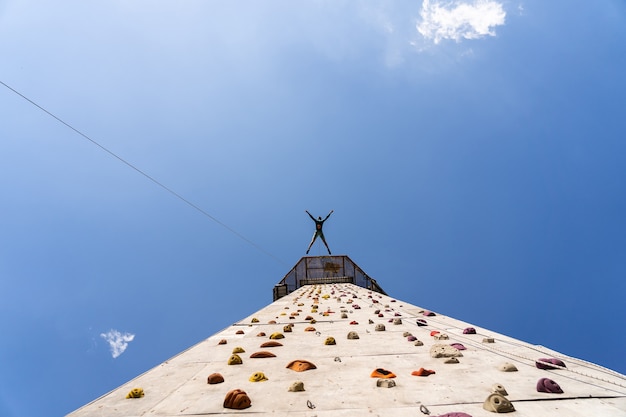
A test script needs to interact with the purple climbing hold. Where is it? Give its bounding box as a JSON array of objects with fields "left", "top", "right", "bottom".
[
  {"left": 416, "top": 319, "right": 428, "bottom": 327},
  {"left": 423, "top": 311, "right": 436, "bottom": 316},
  {"left": 407, "top": 335, "right": 417, "bottom": 342},
  {"left": 450, "top": 343, "right": 466, "bottom": 350},
  {"left": 536, "top": 358, "right": 566, "bottom": 370},
  {"left": 463, "top": 327, "right": 476, "bottom": 334},
  {"left": 537, "top": 377, "right": 564, "bottom": 394}
]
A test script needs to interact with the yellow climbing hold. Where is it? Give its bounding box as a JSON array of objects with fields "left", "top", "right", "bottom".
[
  {"left": 232, "top": 346, "right": 245, "bottom": 354},
  {"left": 270, "top": 332, "right": 285, "bottom": 339},
  {"left": 228, "top": 354, "right": 243, "bottom": 365},
  {"left": 126, "top": 388, "right": 144, "bottom": 399},
  {"left": 324, "top": 337, "right": 336, "bottom": 345},
  {"left": 249, "top": 372, "right": 268, "bottom": 382}
]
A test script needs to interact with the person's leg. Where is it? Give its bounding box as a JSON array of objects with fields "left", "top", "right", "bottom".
[
  {"left": 306, "top": 232, "right": 318, "bottom": 254},
  {"left": 320, "top": 233, "right": 331, "bottom": 255}
]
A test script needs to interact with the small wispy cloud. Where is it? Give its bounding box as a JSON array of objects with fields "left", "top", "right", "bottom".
[
  {"left": 417, "top": 0, "right": 506, "bottom": 44},
  {"left": 100, "top": 329, "right": 135, "bottom": 358}
]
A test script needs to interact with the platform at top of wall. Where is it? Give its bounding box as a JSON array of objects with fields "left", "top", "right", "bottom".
[{"left": 273, "top": 255, "right": 386, "bottom": 300}]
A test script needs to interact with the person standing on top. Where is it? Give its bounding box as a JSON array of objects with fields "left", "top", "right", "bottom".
[{"left": 305, "top": 210, "right": 333, "bottom": 255}]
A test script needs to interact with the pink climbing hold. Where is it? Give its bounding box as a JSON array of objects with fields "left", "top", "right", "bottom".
[
  {"left": 537, "top": 377, "right": 564, "bottom": 394},
  {"left": 423, "top": 311, "right": 436, "bottom": 316},
  {"left": 536, "top": 358, "right": 566, "bottom": 370},
  {"left": 450, "top": 343, "right": 466, "bottom": 350}
]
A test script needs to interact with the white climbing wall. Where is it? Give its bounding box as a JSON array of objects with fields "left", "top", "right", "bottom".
[{"left": 67, "top": 257, "right": 626, "bottom": 417}]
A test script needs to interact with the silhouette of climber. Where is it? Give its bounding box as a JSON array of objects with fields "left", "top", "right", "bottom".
[{"left": 306, "top": 210, "right": 333, "bottom": 255}]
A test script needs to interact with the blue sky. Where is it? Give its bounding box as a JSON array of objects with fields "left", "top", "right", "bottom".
[{"left": 1, "top": 1, "right": 625, "bottom": 415}]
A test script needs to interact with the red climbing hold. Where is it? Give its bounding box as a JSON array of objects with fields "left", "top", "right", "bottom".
[{"left": 411, "top": 368, "right": 436, "bottom": 376}]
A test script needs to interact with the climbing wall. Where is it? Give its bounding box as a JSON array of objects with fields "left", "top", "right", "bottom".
[{"left": 68, "top": 283, "right": 626, "bottom": 416}]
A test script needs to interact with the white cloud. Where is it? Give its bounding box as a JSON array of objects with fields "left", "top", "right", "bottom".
[
  {"left": 100, "top": 329, "right": 135, "bottom": 358},
  {"left": 417, "top": 0, "right": 506, "bottom": 44}
]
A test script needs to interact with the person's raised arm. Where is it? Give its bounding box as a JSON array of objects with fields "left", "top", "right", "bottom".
[
  {"left": 324, "top": 210, "right": 334, "bottom": 221},
  {"left": 306, "top": 210, "right": 316, "bottom": 221}
]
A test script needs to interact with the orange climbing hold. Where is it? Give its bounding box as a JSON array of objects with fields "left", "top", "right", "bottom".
[
  {"left": 411, "top": 368, "right": 436, "bottom": 376},
  {"left": 371, "top": 368, "right": 396, "bottom": 378},
  {"left": 286, "top": 360, "right": 317, "bottom": 372}
]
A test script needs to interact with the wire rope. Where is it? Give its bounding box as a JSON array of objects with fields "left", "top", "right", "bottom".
[{"left": 0, "top": 79, "right": 287, "bottom": 266}]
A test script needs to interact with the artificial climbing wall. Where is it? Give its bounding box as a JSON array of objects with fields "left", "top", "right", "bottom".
[{"left": 68, "top": 283, "right": 626, "bottom": 416}]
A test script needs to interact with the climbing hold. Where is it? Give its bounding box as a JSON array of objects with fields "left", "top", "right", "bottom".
[
  {"left": 249, "top": 372, "right": 268, "bottom": 382},
  {"left": 305, "top": 326, "right": 316, "bottom": 332},
  {"left": 232, "top": 347, "right": 245, "bottom": 353},
  {"left": 393, "top": 318, "right": 402, "bottom": 325},
  {"left": 270, "top": 332, "right": 285, "bottom": 339},
  {"left": 378, "top": 313, "right": 384, "bottom": 317},
  {"left": 268, "top": 320, "right": 277, "bottom": 324},
  {"left": 283, "top": 325, "right": 293, "bottom": 332},
  {"left": 376, "top": 379, "right": 396, "bottom": 388},
  {"left": 434, "top": 334, "right": 449, "bottom": 340},
  {"left": 218, "top": 339, "right": 227, "bottom": 345},
  {"left": 251, "top": 318, "right": 259, "bottom": 323},
  {"left": 437, "top": 413, "right": 473, "bottom": 417},
  {"left": 207, "top": 373, "right": 224, "bottom": 384},
  {"left": 430, "top": 344, "right": 463, "bottom": 358},
  {"left": 450, "top": 343, "right": 466, "bottom": 350},
  {"left": 350, "top": 320, "right": 359, "bottom": 325},
  {"left": 483, "top": 338, "right": 495, "bottom": 343},
  {"left": 536, "top": 358, "right": 566, "bottom": 370},
  {"left": 411, "top": 368, "right": 436, "bottom": 376},
  {"left": 491, "top": 383, "right": 508, "bottom": 396},
  {"left": 235, "top": 330, "right": 245, "bottom": 335},
  {"left": 423, "top": 311, "right": 436, "bottom": 316},
  {"left": 310, "top": 319, "right": 317, "bottom": 324},
  {"left": 375, "top": 324, "right": 386, "bottom": 331},
  {"left": 260, "top": 341, "right": 283, "bottom": 348},
  {"left": 228, "top": 354, "right": 243, "bottom": 365},
  {"left": 125, "top": 388, "right": 144, "bottom": 399},
  {"left": 537, "top": 378, "right": 563, "bottom": 394},
  {"left": 286, "top": 360, "right": 317, "bottom": 372},
  {"left": 430, "top": 331, "right": 440, "bottom": 336},
  {"left": 368, "top": 319, "right": 374, "bottom": 324},
  {"left": 403, "top": 332, "right": 412, "bottom": 337},
  {"left": 374, "top": 309, "right": 381, "bottom": 314},
  {"left": 288, "top": 381, "right": 305, "bottom": 392},
  {"left": 407, "top": 335, "right": 417, "bottom": 342},
  {"left": 371, "top": 368, "right": 396, "bottom": 378},
  {"left": 256, "top": 332, "right": 266, "bottom": 337},
  {"left": 416, "top": 319, "right": 428, "bottom": 326},
  {"left": 223, "top": 389, "right": 251, "bottom": 410},
  {"left": 498, "top": 363, "right": 518, "bottom": 372},
  {"left": 250, "top": 351, "right": 276, "bottom": 358},
  {"left": 347, "top": 331, "right": 360, "bottom": 340},
  {"left": 324, "top": 337, "right": 336, "bottom": 345},
  {"left": 341, "top": 313, "right": 348, "bottom": 319},
  {"left": 482, "top": 393, "right": 515, "bottom": 413},
  {"left": 463, "top": 327, "right": 476, "bottom": 334},
  {"left": 305, "top": 315, "right": 314, "bottom": 321},
  {"left": 414, "top": 340, "right": 424, "bottom": 346},
  {"left": 444, "top": 357, "right": 459, "bottom": 364}
]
